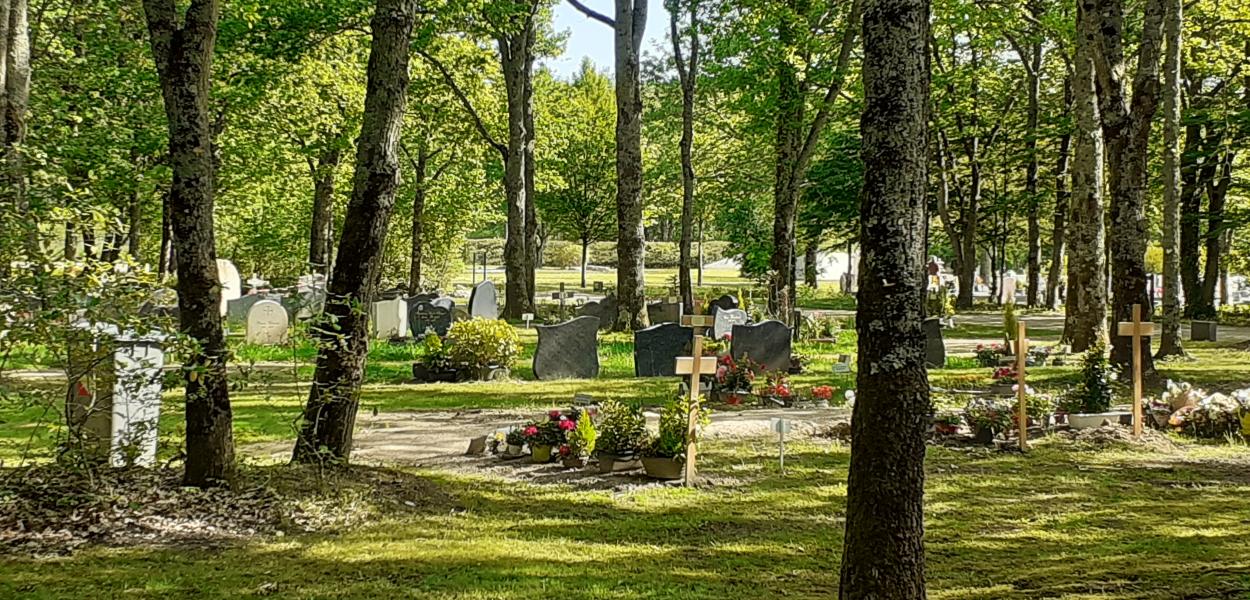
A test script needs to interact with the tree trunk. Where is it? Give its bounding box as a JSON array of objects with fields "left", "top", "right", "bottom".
[
  {"left": 499, "top": 17, "right": 534, "bottom": 319},
  {"left": 1198, "top": 154, "right": 1230, "bottom": 314},
  {"left": 1156, "top": 0, "right": 1183, "bottom": 358},
  {"left": 1064, "top": 10, "right": 1107, "bottom": 352},
  {"left": 5, "top": 0, "right": 34, "bottom": 260},
  {"left": 839, "top": 0, "right": 929, "bottom": 596},
  {"left": 804, "top": 240, "right": 818, "bottom": 287},
  {"left": 143, "top": 0, "right": 233, "bottom": 487},
  {"left": 408, "top": 147, "right": 427, "bottom": 295},
  {"left": 63, "top": 220, "right": 76, "bottom": 260},
  {"left": 671, "top": 0, "right": 698, "bottom": 315},
  {"left": 308, "top": 146, "right": 341, "bottom": 275},
  {"left": 1178, "top": 119, "right": 1204, "bottom": 317},
  {"left": 158, "top": 188, "right": 174, "bottom": 279},
  {"left": 612, "top": 0, "right": 648, "bottom": 331},
  {"left": 1087, "top": 0, "right": 1163, "bottom": 374},
  {"left": 1023, "top": 7, "right": 1042, "bottom": 308},
  {"left": 581, "top": 237, "right": 589, "bottom": 288},
  {"left": 293, "top": 0, "right": 415, "bottom": 463},
  {"left": 769, "top": 0, "right": 804, "bottom": 321},
  {"left": 524, "top": 40, "right": 539, "bottom": 311},
  {"left": 1045, "top": 87, "right": 1072, "bottom": 310},
  {"left": 127, "top": 189, "right": 143, "bottom": 259}
]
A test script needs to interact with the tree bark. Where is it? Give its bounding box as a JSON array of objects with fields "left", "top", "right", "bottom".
[
  {"left": 158, "top": 188, "right": 174, "bottom": 279},
  {"left": 671, "top": 0, "right": 699, "bottom": 315},
  {"left": 1084, "top": 0, "right": 1163, "bottom": 374},
  {"left": 769, "top": 0, "right": 805, "bottom": 321},
  {"left": 581, "top": 237, "right": 589, "bottom": 288},
  {"left": 293, "top": 0, "right": 415, "bottom": 463},
  {"left": 127, "top": 189, "right": 143, "bottom": 259},
  {"left": 5, "top": 0, "right": 33, "bottom": 260},
  {"left": 1064, "top": 8, "right": 1107, "bottom": 352},
  {"left": 1022, "top": 3, "right": 1042, "bottom": 308},
  {"left": 1198, "top": 153, "right": 1230, "bottom": 314},
  {"left": 308, "top": 145, "right": 342, "bottom": 275},
  {"left": 497, "top": 11, "right": 536, "bottom": 319},
  {"left": 1156, "top": 0, "right": 1183, "bottom": 357},
  {"left": 1045, "top": 78, "right": 1072, "bottom": 309},
  {"left": 804, "top": 240, "right": 818, "bottom": 287},
  {"left": 613, "top": 0, "right": 649, "bottom": 330},
  {"left": 143, "top": 0, "right": 233, "bottom": 487},
  {"left": 839, "top": 0, "right": 929, "bottom": 596},
  {"left": 408, "top": 146, "right": 427, "bottom": 295},
  {"left": 524, "top": 39, "right": 539, "bottom": 311}
]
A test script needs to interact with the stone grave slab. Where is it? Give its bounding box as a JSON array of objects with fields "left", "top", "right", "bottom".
[
  {"left": 923, "top": 317, "right": 945, "bottom": 368},
  {"left": 533, "top": 316, "right": 600, "bottom": 380},
  {"left": 713, "top": 308, "right": 750, "bottom": 340},
  {"left": 731, "top": 320, "right": 792, "bottom": 372},
  {"left": 577, "top": 295, "right": 618, "bottom": 330},
  {"left": 410, "top": 301, "right": 452, "bottom": 337},
  {"left": 634, "top": 322, "right": 693, "bottom": 377},
  {"left": 372, "top": 297, "right": 408, "bottom": 339},
  {"left": 468, "top": 281, "right": 498, "bottom": 319},
  {"left": 227, "top": 294, "right": 263, "bottom": 325},
  {"left": 216, "top": 259, "right": 241, "bottom": 317},
  {"left": 647, "top": 299, "right": 682, "bottom": 324},
  {"left": 706, "top": 294, "right": 739, "bottom": 319}
]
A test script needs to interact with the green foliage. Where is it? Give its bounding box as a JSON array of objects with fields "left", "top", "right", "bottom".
[
  {"left": 1060, "top": 340, "right": 1116, "bottom": 415},
  {"left": 566, "top": 413, "right": 597, "bottom": 457},
  {"left": 541, "top": 241, "right": 583, "bottom": 269},
  {"left": 646, "top": 393, "right": 705, "bottom": 459},
  {"left": 446, "top": 319, "right": 521, "bottom": 369},
  {"left": 594, "top": 398, "right": 648, "bottom": 457}
]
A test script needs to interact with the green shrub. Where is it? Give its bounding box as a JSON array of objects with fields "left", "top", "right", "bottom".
[
  {"left": 446, "top": 318, "right": 521, "bottom": 368},
  {"left": 1059, "top": 340, "right": 1116, "bottom": 414},
  {"left": 543, "top": 241, "right": 583, "bottom": 269},
  {"left": 595, "top": 398, "right": 648, "bottom": 457}
]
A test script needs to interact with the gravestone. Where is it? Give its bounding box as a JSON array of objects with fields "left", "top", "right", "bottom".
[
  {"left": 923, "top": 317, "right": 946, "bottom": 368},
  {"left": 67, "top": 323, "right": 167, "bottom": 467},
  {"left": 647, "top": 299, "right": 682, "bottom": 324},
  {"left": 405, "top": 293, "right": 439, "bottom": 314},
  {"left": 634, "top": 322, "right": 693, "bottom": 377},
  {"left": 533, "top": 316, "right": 601, "bottom": 380},
  {"left": 409, "top": 301, "right": 452, "bottom": 337},
  {"left": 593, "top": 281, "right": 605, "bottom": 292},
  {"left": 468, "top": 281, "right": 498, "bottom": 319},
  {"left": 246, "top": 300, "right": 290, "bottom": 345},
  {"left": 706, "top": 294, "right": 739, "bottom": 319},
  {"left": 432, "top": 297, "right": 456, "bottom": 312},
  {"left": 577, "top": 294, "right": 618, "bottom": 330},
  {"left": 713, "top": 308, "right": 750, "bottom": 340},
  {"left": 226, "top": 294, "right": 263, "bottom": 325},
  {"left": 1191, "top": 321, "right": 1218, "bottom": 342},
  {"left": 372, "top": 297, "right": 408, "bottom": 339},
  {"left": 216, "top": 259, "right": 242, "bottom": 317},
  {"left": 999, "top": 275, "right": 1017, "bottom": 305},
  {"left": 731, "top": 321, "right": 792, "bottom": 372}
]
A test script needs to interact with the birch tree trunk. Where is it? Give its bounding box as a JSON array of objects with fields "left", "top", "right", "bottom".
[
  {"left": 142, "top": 0, "right": 233, "bottom": 487},
  {"left": 1156, "top": 0, "right": 1184, "bottom": 357},
  {"left": 293, "top": 0, "right": 416, "bottom": 463},
  {"left": 839, "top": 0, "right": 929, "bottom": 595}
]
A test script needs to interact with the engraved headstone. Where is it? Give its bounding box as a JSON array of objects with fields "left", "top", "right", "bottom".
[
  {"left": 713, "top": 308, "right": 750, "bottom": 340},
  {"left": 432, "top": 297, "right": 455, "bottom": 312},
  {"left": 468, "top": 281, "right": 498, "bottom": 319},
  {"left": 409, "top": 301, "right": 452, "bottom": 337},
  {"left": 226, "top": 294, "right": 263, "bottom": 325},
  {"left": 634, "top": 322, "right": 693, "bottom": 377},
  {"left": 923, "top": 317, "right": 946, "bottom": 368},
  {"left": 647, "top": 299, "right": 683, "bottom": 324},
  {"left": 730, "top": 320, "right": 792, "bottom": 372},
  {"left": 372, "top": 297, "right": 408, "bottom": 339},
  {"left": 246, "top": 299, "right": 289, "bottom": 345},
  {"left": 577, "top": 294, "right": 617, "bottom": 330},
  {"left": 706, "top": 294, "right": 739, "bottom": 319},
  {"left": 405, "top": 292, "right": 439, "bottom": 314},
  {"left": 533, "top": 316, "right": 601, "bottom": 380}
]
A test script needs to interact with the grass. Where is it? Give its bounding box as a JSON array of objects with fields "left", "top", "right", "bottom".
[{"left": 3, "top": 438, "right": 1250, "bottom": 598}]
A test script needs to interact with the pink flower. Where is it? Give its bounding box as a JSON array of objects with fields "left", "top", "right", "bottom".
[
  {"left": 559, "top": 419, "right": 576, "bottom": 431},
  {"left": 524, "top": 426, "right": 538, "bottom": 437},
  {"left": 548, "top": 410, "right": 562, "bottom": 420},
  {"left": 723, "top": 333, "right": 733, "bottom": 341}
]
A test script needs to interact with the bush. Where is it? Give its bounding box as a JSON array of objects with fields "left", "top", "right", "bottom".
[
  {"left": 1060, "top": 340, "right": 1116, "bottom": 414},
  {"left": 543, "top": 241, "right": 582, "bottom": 269},
  {"left": 446, "top": 318, "right": 521, "bottom": 368},
  {"left": 595, "top": 398, "right": 648, "bottom": 457},
  {"left": 646, "top": 394, "right": 705, "bottom": 459}
]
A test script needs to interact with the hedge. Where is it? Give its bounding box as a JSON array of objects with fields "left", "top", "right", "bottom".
[{"left": 464, "top": 238, "right": 732, "bottom": 269}]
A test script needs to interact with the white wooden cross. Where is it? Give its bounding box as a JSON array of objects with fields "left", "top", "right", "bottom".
[
  {"left": 675, "top": 312, "right": 715, "bottom": 486},
  {"left": 1014, "top": 322, "right": 1028, "bottom": 451},
  {"left": 1116, "top": 303, "right": 1154, "bottom": 437}
]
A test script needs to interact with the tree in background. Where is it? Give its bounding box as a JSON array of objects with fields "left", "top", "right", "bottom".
[{"left": 668, "top": 0, "right": 701, "bottom": 314}]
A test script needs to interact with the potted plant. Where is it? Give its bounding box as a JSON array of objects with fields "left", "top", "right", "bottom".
[
  {"left": 788, "top": 352, "right": 809, "bottom": 375},
  {"left": 933, "top": 413, "right": 962, "bottom": 435},
  {"left": 411, "top": 333, "right": 460, "bottom": 383},
  {"left": 1060, "top": 340, "right": 1121, "bottom": 429},
  {"left": 503, "top": 427, "right": 526, "bottom": 458},
  {"left": 811, "top": 385, "right": 836, "bottom": 409},
  {"left": 758, "top": 370, "right": 794, "bottom": 407},
  {"left": 1025, "top": 390, "right": 1057, "bottom": 428},
  {"left": 445, "top": 318, "right": 521, "bottom": 381},
  {"left": 963, "top": 397, "right": 1013, "bottom": 444},
  {"left": 561, "top": 414, "right": 596, "bottom": 468},
  {"left": 594, "top": 398, "right": 647, "bottom": 473},
  {"left": 641, "top": 394, "right": 706, "bottom": 480},
  {"left": 990, "top": 366, "right": 1017, "bottom": 396},
  {"left": 974, "top": 343, "right": 1008, "bottom": 368},
  {"left": 712, "top": 354, "right": 754, "bottom": 404}
]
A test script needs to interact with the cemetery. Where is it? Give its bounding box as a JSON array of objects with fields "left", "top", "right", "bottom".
[{"left": 4, "top": 0, "right": 1250, "bottom": 597}]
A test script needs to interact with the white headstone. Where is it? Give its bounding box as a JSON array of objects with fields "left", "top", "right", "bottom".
[
  {"left": 216, "top": 259, "right": 242, "bottom": 317},
  {"left": 713, "top": 308, "right": 750, "bottom": 340},
  {"left": 246, "top": 300, "right": 289, "bottom": 345},
  {"left": 999, "top": 275, "right": 1017, "bottom": 305},
  {"left": 372, "top": 297, "right": 408, "bottom": 339},
  {"left": 68, "top": 324, "right": 166, "bottom": 467}
]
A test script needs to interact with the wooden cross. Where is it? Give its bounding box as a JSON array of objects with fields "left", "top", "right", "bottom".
[
  {"left": 1014, "top": 322, "right": 1028, "bottom": 451},
  {"left": 676, "top": 311, "right": 715, "bottom": 486},
  {"left": 1116, "top": 303, "right": 1154, "bottom": 437}
]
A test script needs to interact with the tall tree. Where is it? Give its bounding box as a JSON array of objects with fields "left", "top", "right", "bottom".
[
  {"left": 1156, "top": 0, "right": 1183, "bottom": 357},
  {"left": 498, "top": 1, "right": 538, "bottom": 317},
  {"left": 1045, "top": 75, "right": 1073, "bottom": 309},
  {"left": 5, "top": 0, "right": 34, "bottom": 260},
  {"left": 142, "top": 0, "right": 234, "bottom": 487},
  {"left": 839, "top": 0, "right": 929, "bottom": 595},
  {"left": 569, "top": 0, "right": 649, "bottom": 330},
  {"left": 293, "top": 0, "right": 416, "bottom": 463},
  {"left": 1082, "top": 0, "right": 1164, "bottom": 373},
  {"left": 668, "top": 0, "right": 700, "bottom": 314},
  {"left": 1006, "top": 1, "right": 1043, "bottom": 308},
  {"left": 1063, "top": 5, "right": 1106, "bottom": 351}
]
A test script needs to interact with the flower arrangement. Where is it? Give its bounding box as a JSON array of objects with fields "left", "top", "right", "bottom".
[
  {"left": 714, "top": 354, "right": 756, "bottom": 394},
  {"left": 1058, "top": 340, "right": 1116, "bottom": 415},
  {"left": 414, "top": 332, "right": 451, "bottom": 369},
  {"left": 963, "top": 397, "right": 1013, "bottom": 438},
  {"left": 933, "top": 413, "right": 963, "bottom": 435},
  {"left": 975, "top": 343, "right": 1008, "bottom": 367},
  {"left": 1165, "top": 386, "right": 1250, "bottom": 439},
  {"left": 758, "top": 370, "right": 793, "bottom": 404},
  {"left": 595, "top": 398, "right": 649, "bottom": 457},
  {"left": 992, "top": 366, "right": 1018, "bottom": 386},
  {"left": 504, "top": 427, "right": 527, "bottom": 448},
  {"left": 811, "top": 385, "right": 836, "bottom": 402},
  {"left": 562, "top": 414, "right": 597, "bottom": 461}
]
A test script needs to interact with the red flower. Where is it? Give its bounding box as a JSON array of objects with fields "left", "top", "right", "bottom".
[
  {"left": 559, "top": 419, "right": 576, "bottom": 431},
  {"left": 558, "top": 444, "right": 572, "bottom": 456},
  {"left": 723, "top": 333, "right": 733, "bottom": 341},
  {"left": 524, "top": 426, "right": 538, "bottom": 437},
  {"left": 548, "top": 410, "right": 562, "bottom": 420},
  {"left": 726, "top": 394, "right": 742, "bottom": 405}
]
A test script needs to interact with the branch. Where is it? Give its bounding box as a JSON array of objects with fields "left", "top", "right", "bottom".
[
  {"left": 794, "top": 0, "right": 862, "bottom": 175},
  {"left": 415, "top": 50, "right": 507, "bottom": 157},
  {"left": 141, "top": 0, "right": 177, "bottom": 78},
  {"left": 567, "top": 0, "right": 615, "bottom": 27}
]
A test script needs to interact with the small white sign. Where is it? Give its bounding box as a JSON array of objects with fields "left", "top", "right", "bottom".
[
  {"left": 770, "top": 418, "right": 791, "bottom": 434},
  {"left": 522, "top": 313, "right": 534, "bottom": 328}
]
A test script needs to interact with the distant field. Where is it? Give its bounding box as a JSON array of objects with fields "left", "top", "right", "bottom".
[{"left": 451, "top": 266, "right": 759, "bottom": 296}]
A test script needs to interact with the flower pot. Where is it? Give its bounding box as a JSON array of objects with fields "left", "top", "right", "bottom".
[
  {"left": 990, "top": 383, "right": 1015, "bottom": 396},
  {"left": 972, "top": 427, "right": 997, "bottom": 444},
  {"left": 642, "top": 456, "right": 684, "bottom": 480},
  {"left": 505, "top": 443, "right": 523, "bottom": 457},
  {"left": 562, "top": 456, "right": 587, "bottom": 468},
  {"left": 1068, "top": 412, "right": 1132, "bottom": 430},
  {"left": 478, "top": 365, "right": 510, "bottom": 381},
  {"left": 412, "top": 363, "right": 461, "bottom": 383},
  {"left": 596, "top": 452, "right": 641, "bottom": 473},
  {"left": 714, "top": 390, "right": 750, "bottom": 405},
  {"left": 530, "top": 445, "right": 553, "bottom": 463}
]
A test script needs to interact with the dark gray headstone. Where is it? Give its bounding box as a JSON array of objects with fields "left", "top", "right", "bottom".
[
  {"left": 227, "top": 295, "right": 264, "bottom": 325},
  {"left": 410, "top": 302, "right": 451, "bottom": 337},
  {"left": 577, "top": 294, "right": 618, "bottom": 330},
  {"left": 707, "top": 294, "right": 739, "bottom": 319},
  {"left": 468, "top": 281, "right": 498, "bottom": 319},
  {"left": 405, "top": 293, "right": 439, "bottom": 315},
  {"left": 533, "top": 316, "right": 601, "bottom": 380},
  {"left": 714, "top": 308, "right": 750, "bottom": 340},
  {"left": 634, "top": 323, "right": 693, "bottom": 377},
  {"left": 923, "top": 317, "right": 946, "bottom": 368},
  {"left": 731, "top": 320, "right": 792, "bottom": 372},
  {"left": 1191, "top": 321, "right": 1218, "bottom": 342},
  {"left": 593, "top": 281, "right": 605, "bottom": 292},
  {"left": 647, "top": 300, "right": 682, "bottom": 324}
]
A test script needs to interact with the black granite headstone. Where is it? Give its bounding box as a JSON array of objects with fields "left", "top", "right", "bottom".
[
  {"left": 533, "top": 316, "right": 601, "bottom": 380},
  {"left": 730, "top": 320, "right": 792, "bottom": 372},
  {"left": 634, "top": 323, "right": 693, "bottom": 377},
  {"left": 923, "top": 317, "right": 946, "bottom": 368},
  {"left": 410, "top": 302, "right": 452, "bottom": 337}
]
